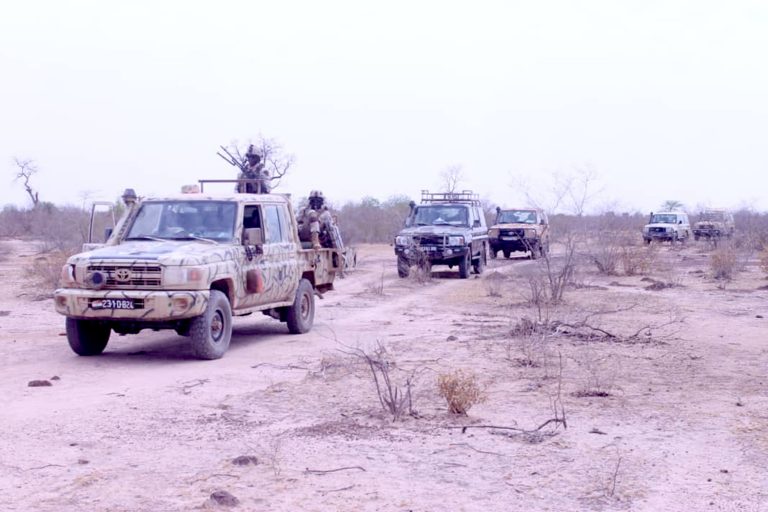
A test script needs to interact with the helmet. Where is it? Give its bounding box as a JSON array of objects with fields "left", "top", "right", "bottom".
[{"left": 309, "top": 190, "right": 324, "bottom": 199}]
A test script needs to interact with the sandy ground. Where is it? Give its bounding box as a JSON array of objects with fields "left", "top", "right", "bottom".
[{"left": 1, "top": 238, "right": 767, "bottom": 511}]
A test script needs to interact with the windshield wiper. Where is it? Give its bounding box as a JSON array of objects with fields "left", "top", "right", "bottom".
[
  {"left": 125, "top": 235, "right": 166, "bottom": 242},
  {"left": 167, "top": 235, "right": 219, "bottom": 245}
]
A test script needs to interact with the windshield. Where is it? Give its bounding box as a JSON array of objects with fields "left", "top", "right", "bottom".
[
  {"left": 650, "top": 214, "right": 681, "bottom": 224},
  {"left": 412, "top": 205, "right": 469, "bottom": 227},
  {"left": 498, "top": 210, "right": 537, "bottom": 224},
  {"left": 126, "top": 201, "right": 237, "bottom": 242},
  {"left": 700, "top": 211, "right": 725, "bottom": 222}
]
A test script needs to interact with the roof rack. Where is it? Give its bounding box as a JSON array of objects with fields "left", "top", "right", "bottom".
[{"left": 420, "top": 190, "right": 481, "bottom": 206}]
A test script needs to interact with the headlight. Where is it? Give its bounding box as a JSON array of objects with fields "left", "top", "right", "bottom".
[
  {"left": 524, "top": 229, "right": 536, "bottom": 238},
  {"left": 395, "top": 235, "right": 411, "bottom": 246},
  {"left": 60, "top": 264, "right": 76, "bottom": 285},
  {"left": 164, "top": 266, "right": 207, "bottom": 286},
  {"left": 447, "top": 236, "right": 464, "bottom": 246},
  {"left": 488, "top": 228, "right": 500, "bottom": 238}
]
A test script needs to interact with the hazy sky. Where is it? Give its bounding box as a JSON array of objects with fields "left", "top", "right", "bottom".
[{"left": 1, "top": 0, "right": 766, "bottom": 213}]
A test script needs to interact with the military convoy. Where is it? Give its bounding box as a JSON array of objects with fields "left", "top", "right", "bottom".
[{"left": 54, "top": 186, "right": 343, "bottom": 359}]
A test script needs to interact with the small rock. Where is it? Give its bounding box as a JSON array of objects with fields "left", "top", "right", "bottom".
[
  {"left": 232, "top": 455, "right": 258, "bottom": 466},
  {"left": 0, "top": 311, "right": 10, "bottom": 317},
  {"left": 720, "top": 469, "right": 729, "bottom": 473},
  {"left": 756, "top": 315, "right": 763, "bottom": 319},
  {"left": 77, "top": 459, "right": 89, "bottom": 465},
  {"left": 50, "top": 376, "right": 61, "bottom": 381},
  {"left": 209, "top": 490, "right": 239, "bottom": 507},
  {"left": 446, "top": 335, "right": 458, "bottom": 342},
  {"left": 28, "top": 380, "right": 52, "bottom": 387}
]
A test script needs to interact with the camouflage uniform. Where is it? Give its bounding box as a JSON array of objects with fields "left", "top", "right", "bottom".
[
  {"left": 237, "top": 146, "right": 271, "bottom": 194},
  {"left": 297, "top": 191, "right": 342, "bottom": 250}
]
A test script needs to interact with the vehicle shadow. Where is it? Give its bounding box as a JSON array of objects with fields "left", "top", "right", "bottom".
[{"left": 93, "top": 318, "right": 291, "bottom": 362}]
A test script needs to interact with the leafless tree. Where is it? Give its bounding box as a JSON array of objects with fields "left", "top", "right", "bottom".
[
  {"left": 13, "top": 158, "right": 40, "bottom": 206},
  {"left": 439, "top": 165, "right": 465, "bottom": 193},
  {"left": 224, "top": 135, "right": 295, "bottom": 190}
]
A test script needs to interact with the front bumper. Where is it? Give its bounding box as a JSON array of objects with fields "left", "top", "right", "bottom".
[
  {"left": 644, "top": 232, "right": 675, "bottom": 241},
  {"left": 490, "top": 237, "right": 536, "bottom": 251},
  {"left": 54, "top": 288, "right": 210, "bottom": 320},
  {"left": 693, "top": 229, "right": 721, "bottom": 237},
  {"left": 394, "top": 245, "right": 469, "bottom": 263}
]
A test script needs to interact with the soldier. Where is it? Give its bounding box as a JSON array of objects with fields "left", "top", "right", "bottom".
[
  {"left": 237, "top": 145, "right": 271, "bottom": 194},
  {"left": 297, "top": 190, "right": 343, "bottom": 251}
]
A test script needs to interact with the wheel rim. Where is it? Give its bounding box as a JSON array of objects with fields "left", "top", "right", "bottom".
[
  {"left": 211, "top": 310, "right": 224, "bottom": 342},
  {"left": 300, "top": 292, "right": 310, "bottom": 320}
]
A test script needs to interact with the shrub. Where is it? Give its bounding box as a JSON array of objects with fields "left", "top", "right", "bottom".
[
  {"left": 710, "top": 244, "right": 737, "bottom": 280},
  {"left": 437, "top": 369, "right": 486, "bottom": 415}
]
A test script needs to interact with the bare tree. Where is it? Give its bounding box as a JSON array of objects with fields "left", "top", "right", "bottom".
[
  {"left": 223, "top": 135, "right": 295, "bottom": 190},
  {"left": 439, "top": 165, "right": 465, "bottom": 193},
  {"left": 13, "top": 158, "right": 40, "bottom": 206}
]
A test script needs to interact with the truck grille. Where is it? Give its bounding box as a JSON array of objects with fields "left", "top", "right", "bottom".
[
  {"left": 649, "top": 227, "right": 667, "bottom": 234},
  {"left": 414, "top": 235, "right": 445, "bottom": 247},
  {"left": 87, "top": 263, "right": 162, "bottom": 288},
  {"left": 500, "top": 229, "right": 524, "bottom": 237}
]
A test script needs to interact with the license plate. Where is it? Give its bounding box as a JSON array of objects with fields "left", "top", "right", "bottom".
[
  {"left": 91, "top": 299, "right": 135, "bottom": 310},
  {"left": 421, "top": 246, "right": 437, "bottom": 251},
  {"left": 501, "top": 236, "right": 519, "bottom": 240}
]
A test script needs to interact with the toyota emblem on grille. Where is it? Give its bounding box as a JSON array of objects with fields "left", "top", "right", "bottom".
[{"left": 114, "top": 268, "right": 132, "bottom": 282}]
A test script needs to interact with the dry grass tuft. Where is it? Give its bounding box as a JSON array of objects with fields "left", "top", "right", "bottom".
[{"left": 437, "top": 369, "right": 486, "bottom": 415}]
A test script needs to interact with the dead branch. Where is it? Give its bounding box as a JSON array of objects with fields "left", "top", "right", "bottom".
[
  {"left": 448, "top": 443, "right": 505, "bottom": 457},
  {"left": 304, "top": 466, "right": 366, "bottom": 475},
  {"left": 251, "top": 363, "right": 309, "bottom": 371},
  {"left": 318, "top": 485, "right": 355, "bottom": 494}
]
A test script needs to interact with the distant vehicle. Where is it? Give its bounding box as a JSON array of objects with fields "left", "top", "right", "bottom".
[
  {"left": 642, "top": 211, "right": 691, "bottom": 244},
  {"left": 693, "top": 209, "right": 735, "bottom": 241},
  {"left": 488, "top": 207, "right": 550, "bottom": 259},
  {"left": 394, "top": 190, "right": 488, "bottom": 279},
  {"left": 54, "top": 186, "right": 343, "bottom": 359}
]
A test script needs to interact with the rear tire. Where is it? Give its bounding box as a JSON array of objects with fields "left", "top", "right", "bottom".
[
  {"left": 286, "top": 279, "right": 315, "bottom": 334},
  {"left": 66, "top": 318, "right": 110, "bottom": 356},
  {"left": 397, "top": 256, "right": 410, "bottom": 278},
  {"left": 458, "top": 251, "right": 471, "bottom": 279},
  {"left": 189, "top": 290, "right": 232, "bottom": 360}
]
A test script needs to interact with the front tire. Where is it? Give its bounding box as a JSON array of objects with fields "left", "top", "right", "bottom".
[
  {"left": 528, "top": 242, "right": 540, "bottom": 260},
  {"left": 473, "top": 245, "right": 486, "bottom": 274},
  {"left": 189, "top": 289, "right": 232, "bottom": 360},
  {"left": 286, "top": 279, "right": 315, "bottom": 334},
  {"left": 66, "top": 318, "right": 110, "bottom": 356},
  {"left": 397, "top": 256, "right": 410, "bottom": 278},
  {"left": 458, "top": 251, "right": 471, "bottom": 279}
]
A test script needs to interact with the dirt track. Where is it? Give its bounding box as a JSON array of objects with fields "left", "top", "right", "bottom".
[{"left": 1, "top": 240, "right": 767, "bottom": 511}]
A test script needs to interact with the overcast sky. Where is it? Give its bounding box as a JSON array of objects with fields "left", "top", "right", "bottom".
[{"left": 1, "top": 0, "right": 766, "bottom": 213}]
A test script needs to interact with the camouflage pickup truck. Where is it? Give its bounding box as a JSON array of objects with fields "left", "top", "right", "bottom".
[{"left": 54, "top": 190, "right": 342, "bottom": 359}]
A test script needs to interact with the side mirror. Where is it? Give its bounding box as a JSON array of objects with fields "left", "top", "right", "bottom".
[
  {"left": 104, "top": 227, "right": 113, "bottom": 241},
  {"left": 244, "top": 227, "right": 263, "bottom": 246},
  {"left": 678, "top": 220, "right": 683, "bottom": 224},
  {"left": 404, "top": 217, "right": 412, "bottom": 228}
]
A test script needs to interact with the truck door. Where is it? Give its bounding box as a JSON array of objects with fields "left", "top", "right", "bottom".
[{"left": 261, "top": 202, "right": 301, "bottom": 303}]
